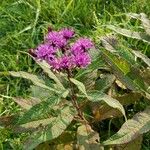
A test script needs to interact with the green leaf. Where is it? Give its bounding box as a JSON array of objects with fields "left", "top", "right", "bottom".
[
  {"left": 140, "top": 13, "right": 150, "bottom": 35},
  {"left": 13, "top": 97, "right": 41, "bottom": 110},
  {"left": 9, "top": 71, "right": 56, "bottom": 92},
  {"left": 77, "top": 124, "right": 103, "bottom": 150},
  {"left": 14, "top": 118, "right": 54, "bottom": 133},
  {"left": 114, "top": 136, "right": 143, "bottom": 150},
  {"left": 132, "top": 50, "right": 150, "bottom": 67},
  {"left": 92, "top": 92, "right": 142, "bottom": 121},
  {"left": 30, "top": 85, "right": 54, "bottom": 100},
  {"left": 17, "top": 96, "right": 60, "bottom": 125},
  {"left": 100, "top": 48, "right": 150, "bottom": 99},
  {"left": 107, "top": 25, "right": 150, "bottom": 44},
  {"left": 95, "top": 74, "right": 116, "bottom": 92},
  {"left": 127, "top": 13, "right": 150, "bottom": 35},
  {"left": 78, "top": 70, "right": 97, "bottom": 91},
  {"left": 70, "top": 78, "right": 88, "bottom": 96},
  {"left": 101, "top": 36, "right": 137, "bottom": 66},
  {"left": 35, "top": 60, "right": 64, "bottom": 90},
  {"left": 103, "top": 107, "right": 150, "bottom": 145},
  {"left": 23, "top": 104, "right": 76, "bottom": 150},
  {"left": 88, "top": 91, "right": 126, "bottom": 120},
  {"left": 101, "top": 35, "right": 117, "bottom": 53},
  {"left": 141, "top": 69, "right": 150, "bottom": 92}
]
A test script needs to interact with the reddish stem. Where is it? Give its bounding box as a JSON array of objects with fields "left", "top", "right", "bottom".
[{"left": 66, "top": 69, "right": 87, "bottom": 123}]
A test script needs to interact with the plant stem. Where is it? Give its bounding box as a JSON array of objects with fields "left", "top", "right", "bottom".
[{"left": 67, "top": 69, "right": 87, "bottom": 123}]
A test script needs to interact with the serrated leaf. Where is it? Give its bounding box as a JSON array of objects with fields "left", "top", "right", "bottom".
[
  {"left": 140, "top": 13, "right": 150, "bottom": 35},
  {"left": 14, "top": 118, "right": 54, "bottom": 133},
  {"left": 107, "top": 25, "right": 150, "bottom": 44},
  {"left": 88, "top": 91, "right": 126, "bottom": 120},
  {"left": 114, "top": 136, "right": 143, "bottom": 150},
  {"left": 9, "top": 71, "right": 56, "bottom": 92},
  {"left": 101, "top": 35, "right": 117, "bottom": 53},
  {"left": 78, "top": 70, "right": 97, "bottom": 91},
  {"left": 101, "top": 36, "right": 136, "bottom": 66},
  {"left": 132, "top": 50, "right": 150, "bottom": 67},
  {"left": 17, "top": 96, "right": 60, "bottom": 125},
  {"left": 127, "top": 13, "right": 141, "bottom": 19},
  {"left": 15, "top": 52, "right": 64, "bottom": 91},
  {"left": 104, "top": 50, "right": 131, "bottom": 75},
  {"left": 127, "top": 13, "right": 150, "bottom": 35},
  {"left": 92, "top": 92, "right": 142, "bottom": 121},
  {"left": 35, "top": 60, "right": 64, "bottom": 90},
  {"left": 95, "top": 74, "right": 116, "bottom": 92},
  {"left": 70, "top": 78, "right": 88, "bottom": 96},
  {"left": 92, "top": 104, "right": 122, "bottom": 121},
  {"left": 100, "top": 48, "right": 150, "bottom": 99},
  {"left": 30, "top": 85, "right": 53, "bottom": 100},
  {"left": 103, "top": 107, "right": 150, "bottom": 145},
  {"left": 101, "top": 48, "right": 131, "bottom": 76},
  {"left": 13, "top": 97, "right": 41, "bottom": 110},
  {"left": 141, "top": 68, "right": 150, "bottom": 88},
  {"left": 77, "top": 124, "right": 103, "bottom": 150},
  {"left": 35, "top": 131, "right": 76, "bottom": 150},
  {"left": 23, "top": 105, "right": 76, "bottom": 150}
]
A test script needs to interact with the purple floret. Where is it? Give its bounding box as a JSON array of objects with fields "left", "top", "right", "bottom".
[
  {"left": 78, "top": 38, "right": 94, "bottom": 49},
  {"left": 49, "top": 58, "right": 61, "bottom": 70},
  {"left": 74, "top": 52, "right": 91, "bottom": 68},
  {"left": 60, "top": 28, "right": 75, "bottom": 39},
  {"left": 60, "top": 55, "right": 75, "bottom": 69},
  {"left": 45, "top": 31, "right": 67, "bottom": 48},
  {"left": 49, "top": 56, "right": 75, "bottom": 70},
  {"left": 71, "top": 43, "right": 84, "bottom": 55},
  {"left": 71, "top": 38, "right": 94, "bottom": 55},
  {"left": 36, "top": 43, "right": 56, "bottom": 59}
]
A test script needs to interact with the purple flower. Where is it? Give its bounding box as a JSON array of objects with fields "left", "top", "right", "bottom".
[
  {"left": 48, "top": 56, "right": 75, "bottom": 70},
  {"left": 34, "top": 27, "right": 94, "bottom": 71},
  {"left": 78, "top": 38, "right": 94, "bottom": 49},
  {"left": 60, "top": 28, "right": 74, "bottom": 39},
  {"left": 60, "top": 56, "right": 75, "bottom": 69},
  {"left": 71, "top": 38, "right": 94, "bottom": 55},
  {"left": 45, "top": 31, "right": 67, "bottom": 48},
  {"left": 71, "top": 43, "right": 84, "bottom": 55},
  {"left": 36, "top": 44, "right": 56, "bottom": 59},
  {"left": 74, "top": 52, "right": 91, "bottom": 68},
  {"left": 49, "top": 58, "right": 61, "bottom": 70}
]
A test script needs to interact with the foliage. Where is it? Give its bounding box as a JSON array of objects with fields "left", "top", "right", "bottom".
[{"left": 0, "top": 0, "right": 150, "bottom": 150}]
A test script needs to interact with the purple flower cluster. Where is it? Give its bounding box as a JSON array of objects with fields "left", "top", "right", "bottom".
[{"left": 35, "top": 28, "right": 94, "bottom": 71}]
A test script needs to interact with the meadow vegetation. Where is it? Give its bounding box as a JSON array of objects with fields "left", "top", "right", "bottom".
[{"left": 0, "top": 0, "right": 150, "bottom": 149}]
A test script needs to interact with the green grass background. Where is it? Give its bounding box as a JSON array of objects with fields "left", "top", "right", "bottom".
[{"left": 0, "top": 0, "right": 150, "bottom": 149}]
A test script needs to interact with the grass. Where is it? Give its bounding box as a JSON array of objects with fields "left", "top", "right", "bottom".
[{"left": 0, "top": 0, "right": 150, "bottom": 149}]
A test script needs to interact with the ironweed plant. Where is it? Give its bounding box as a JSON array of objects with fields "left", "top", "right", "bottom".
[
  {"left": 1, "top": 22, "right": 150, "bottom": 150},
  {"left": 33, "top": 27, "right": 94, "bottom": 124}
]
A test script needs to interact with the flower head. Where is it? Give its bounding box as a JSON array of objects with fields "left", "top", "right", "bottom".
[
  {"left": 74, "top": 53, "right": 91, "bottom": 68},
  {"left": 49, "top": 58, "right": 61, "bottom": 70},
  {"left": 34, "top": 28, "right": 94, "bottom": 71},
  {"left": 36, "top": 43, "right": 56, "bottom": 59},
  {"left": 45, "top": 31, "right": 67, "bottom": 48},
  {"left": 60, "top": 28, "right": 75, "bottom": 39},
  {"left": 60, "top": 56, "right": 75, "bottom": 69},
  {"left": 71, "top": 38, "right": 94, "bottom": 55}
]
